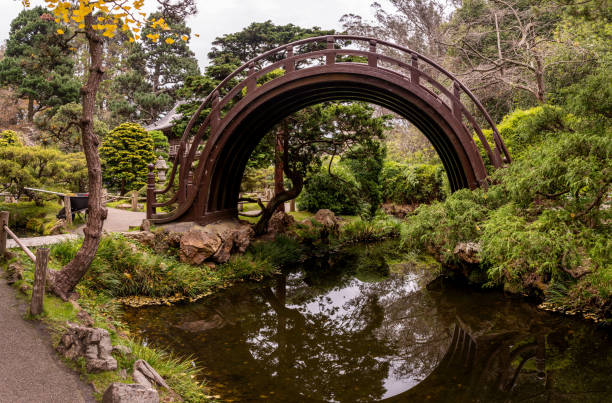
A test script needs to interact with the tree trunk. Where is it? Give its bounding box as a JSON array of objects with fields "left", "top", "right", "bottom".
[
  {"left": 274, "top": 123, "right": 286, "bottom": 213},
  {"left": 49, "top": 14, "right": 107, "bottom": 300},
  {"left": 535, "top": 56, "right": 546, "bottom": 103},
  {"left": 27, "top": 97, "right": 34, "bottom": 122},
  {"left": 255, "top": 158, "right": 303, "bottom": 235}
]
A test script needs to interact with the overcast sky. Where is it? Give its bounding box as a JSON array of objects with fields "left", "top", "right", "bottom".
[{"left": 1, "top": 0, "right": 377, "bottom": 68}]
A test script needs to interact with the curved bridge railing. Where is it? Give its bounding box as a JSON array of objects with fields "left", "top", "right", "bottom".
[{"left": 147, "top": 35, "right": 511, "bottom": 223}]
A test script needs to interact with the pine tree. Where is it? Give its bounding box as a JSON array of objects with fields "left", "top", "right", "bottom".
[
  {"left": 0, "top": 7, "right": 80, "bottom": 121},
  {"left": 100, "top": 123, "right": 156, "bottom": 195}
]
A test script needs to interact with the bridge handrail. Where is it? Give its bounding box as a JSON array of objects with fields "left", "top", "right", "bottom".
[{"left": 153, "top": 35, "right": 511, "bottom": 221}]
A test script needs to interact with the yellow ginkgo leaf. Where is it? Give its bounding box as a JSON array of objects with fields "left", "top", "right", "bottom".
[
  {"left": 165, "top": 38, "right": 175, "bottom": 44},
  {"left": 181, "top": 35, "right": 188, "bottom": 41},
  {"left": 56, "top": 29, "right": 64, "bottom": 35}
]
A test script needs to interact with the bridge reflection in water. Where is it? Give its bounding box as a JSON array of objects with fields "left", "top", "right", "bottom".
[{"left": 124, "top": 243, "right": 612, "bottom": 402}]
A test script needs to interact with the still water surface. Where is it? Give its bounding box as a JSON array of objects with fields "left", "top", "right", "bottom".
[{"left": 124, "top": 241, "right": 612, "bottom": 402}]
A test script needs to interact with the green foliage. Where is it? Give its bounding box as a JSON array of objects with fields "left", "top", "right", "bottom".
[
  {"left": 479, "top": 105, "right": 572, "bottom": 161},
  {"left": 247, "top": 235, "right": 306, "bottom": 268},
  {"left": 50, "top": 235, "right": 277, "bottom": 298},
  {"left": 35, "top": 103, "right": 108, "bottom": 152},
  {"left": 401, "top": 100, "right": 611, "bottom": 311},
  {"left": 0, "top": 7, "right": 80, "bottom": 120},
  {"left": 297, "top": 171, "right": 361, "bottom": 215},
  {"left": 342, "top": 141, "right": 386, "bottom": 218},
  {"left": 0, "top": 201, "right": 64, "bottom": 236},
  {"left": 337, "top": 214, "right": 402, "bottom": 245},
  {"left": 380, "top": 160, "right": 446, "bottom": 205},
  {"left": 101, "top": 123, "right": 156, "bottom": 194},
  {"left": 149, "top": 130, "right": 169, "bottom": 159},
  {"left": 110, "top": 12, "right": 200, "bottom": 124},
  {"left": 401, "top": 188, "right": 490, "bottom": 264},
  {"left": 0, "top": 146, "right": 87, "bottom": 197},
  {"left": 0, "top": 130, "right": 22, "bottom": 147}
]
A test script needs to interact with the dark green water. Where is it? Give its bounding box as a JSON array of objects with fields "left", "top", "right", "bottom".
[{"left": 124, "top": 242, "right": 612, "bottom": 402}]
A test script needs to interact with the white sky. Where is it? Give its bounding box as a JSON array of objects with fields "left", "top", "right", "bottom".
[{"left": 1, "top": 0, "right": 377, "bottom": 68}]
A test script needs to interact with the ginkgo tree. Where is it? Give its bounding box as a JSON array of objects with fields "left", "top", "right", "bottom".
[{"left": 19, "top": 0, "right": 196, "bottom": 299}]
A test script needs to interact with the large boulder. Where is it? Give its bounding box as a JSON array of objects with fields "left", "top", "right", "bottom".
[
  {"left": 268, "top": 211, "right": 295, "bottom": 234},
  {"left": 179, "top": 229, "right": 223, "bottom": 265},
  {"left": 210, "top": 222, "right": 255, "bottom": 264},
  {"left": 313, "top": 209, "right": 339, "bottom": 231},
  {"left": 56, "top": 324, "right": 117, "bottom": 373},
  {"left": 102, "top": 383, "right": 158, "bottom": 403},
  {"left": 179, "top": 221, "right": 255, "bottom": 265}
]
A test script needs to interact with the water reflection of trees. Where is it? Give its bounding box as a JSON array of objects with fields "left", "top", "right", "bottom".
[{"left": 123, "top": 242, "right": 612, "bottom": 402}]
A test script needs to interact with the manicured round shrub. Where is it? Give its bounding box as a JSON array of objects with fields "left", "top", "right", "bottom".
[{"left": 101, "top": 123, "right": 155, "bottom": 195}]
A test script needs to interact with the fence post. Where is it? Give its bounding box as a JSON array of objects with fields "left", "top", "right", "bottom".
[
  {"left": 0, "top": 211, "right": 8, "bottom": 258},
  {"left": 131, "top": 191, "right": 138, "bottom": 212},
  {"left": 64, "top": 195, "right": 72, "bottom": 226},
  {"left": 30, "top": 248, "right": 50, "bottom": 316}
]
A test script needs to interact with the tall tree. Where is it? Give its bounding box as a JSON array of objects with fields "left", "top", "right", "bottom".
[
  {"left": 19, "top": 0, "right": 195, "bottom": 299},
  {"left": 445, "top": 0, "right": 594, "bottom": 107},
  {"left": 110, "top": 11, "right": 200, "bottom": 124},
  {"left": 0, "top": 6, "right": 80, "bottom": 121}
]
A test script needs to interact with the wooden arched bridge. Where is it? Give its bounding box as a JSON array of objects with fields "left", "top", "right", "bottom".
[{"left": 146, "top": 35, "right": 511, "bottom": 225}]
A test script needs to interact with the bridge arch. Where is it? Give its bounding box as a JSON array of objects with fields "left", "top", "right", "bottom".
[{"left": 147, "top": 36, "right": 511, "bottom": 225}]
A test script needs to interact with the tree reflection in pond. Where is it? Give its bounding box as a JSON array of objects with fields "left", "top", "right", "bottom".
[{"left": 123, "top": 241, "right": 612, "bottom": 402}]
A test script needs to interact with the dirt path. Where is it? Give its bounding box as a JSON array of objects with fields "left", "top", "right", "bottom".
[{"left": 0, "top": 279, "right": 94, "bottom": 402}]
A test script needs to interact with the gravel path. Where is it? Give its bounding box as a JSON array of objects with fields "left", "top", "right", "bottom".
[{"left": 0, "top": 279, "right": 94, "bottom": 403}]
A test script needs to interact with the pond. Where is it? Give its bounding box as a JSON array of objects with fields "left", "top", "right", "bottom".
[{"left": 124, "top": 241, "right": 612, "bottom": 402}]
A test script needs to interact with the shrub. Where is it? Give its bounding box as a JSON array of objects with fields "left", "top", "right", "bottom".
[
  {"left": 478, "top": 105, "right": 574, "bottom": 163},
  {"left": 101, "top": 123, "right": 155, "bottom": 195},
  {"left": 297, "top": 171, "right": 362, "bottom": 215},
  {"left": 380, "top": 160, "right": 446, "bottom": 205},
  {"left": 149, "top": 129, "right": 169, "bottom": 159},
  {"left": 0, "top": 130, "right": 22, "bottom": 147},
  {"left": 0, "top": 146, "right": 88, "bottom": 197}
]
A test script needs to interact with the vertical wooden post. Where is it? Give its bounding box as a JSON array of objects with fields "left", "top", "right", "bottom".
[
  {"left": 368, "top": 39, "right": 378, "bottom": 67},
  {"left": 63, "top": 195, "right": 72, "bottom": 226},
  {"left": 411, "top": 53, "right": 420, "bottom": 85},
  {"left": 290, "top": 199, "right": 296, "bottom": 212},
  {"left": 30, "top": 248, "right": 49, "bottom": 316},
  {"left": 131, "top": 191, "right": 138, "bottom": 212},
  {"left": 452, "top": 81, "right": 463, "bottom": 121},
  {"left": 146, "top": 164, "right": 156, "bottom": 219},
  {"left": 326, "top": 36, "right": 335, "bottom": 65},
  {"left": 0, "top": 211, "right": 8, "bottom": 258},
  {"left": 285, "top": 46, "right": 295, "bottom": 73}
]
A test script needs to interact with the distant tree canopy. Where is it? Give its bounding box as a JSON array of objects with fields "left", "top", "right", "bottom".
[
  {"left": 0, "top": 6, "right": 80, "bottom": 121},
  {"left": 100, "top": 123, "right": 156, "bottom": 195},
  {"left": 109, "top": 11, "right": 200, "bottom": 124},
  {"left": 0, "top": 145, "right": 87, "bottom": 198}
]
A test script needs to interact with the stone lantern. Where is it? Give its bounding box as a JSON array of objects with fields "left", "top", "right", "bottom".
[{"left": 155, "top": 155, "right": 168, "bottom": 183}]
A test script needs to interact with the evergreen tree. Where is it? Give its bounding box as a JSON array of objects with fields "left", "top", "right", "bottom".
[
  {"left": 0, "top": 7, "right": 80, "bottom": 121},
  {"left": 110, "top": 12, "right": 200, "bottom": 124},
  {"left": 100, "top": 123, "right": 156, "bottom": 195}
]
